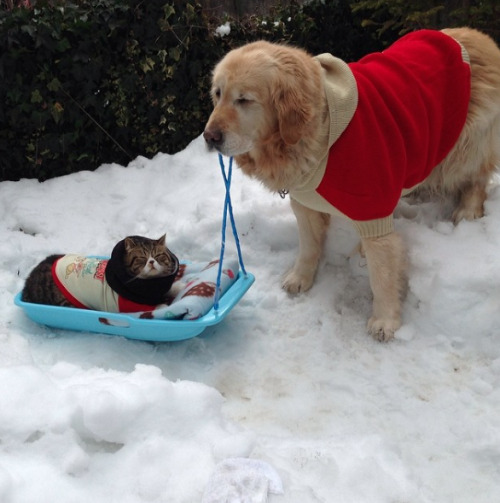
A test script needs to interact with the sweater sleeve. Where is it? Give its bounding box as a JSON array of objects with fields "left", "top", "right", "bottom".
[{"left": 352, "top": 216, "right": 394, "bottom": 238}]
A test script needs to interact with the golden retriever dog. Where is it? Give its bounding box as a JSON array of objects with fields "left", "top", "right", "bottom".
[{"left": 204, "top": 28, "right": 500, "bottom": 341}]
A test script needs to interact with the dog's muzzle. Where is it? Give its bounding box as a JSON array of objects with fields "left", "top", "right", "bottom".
[{"left": 203, "top": 128, "right": 223, "bottom": 151}]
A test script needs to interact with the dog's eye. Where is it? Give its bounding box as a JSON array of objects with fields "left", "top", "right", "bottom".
[
  {"left": 213, "top": 88, "right": 221, "bottom": 100},
  {"left": 236, "top": 96, "right": 251, "bottom": 105}
]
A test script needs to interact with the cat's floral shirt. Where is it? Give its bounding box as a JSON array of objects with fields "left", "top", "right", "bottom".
[{"left": 52, "top": 255, "right": 156, "bottom": 312}]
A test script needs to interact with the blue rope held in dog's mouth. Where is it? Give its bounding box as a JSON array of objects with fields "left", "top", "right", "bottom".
[{"left": 214, "top": 154, "right": 248, "bottom": 312}]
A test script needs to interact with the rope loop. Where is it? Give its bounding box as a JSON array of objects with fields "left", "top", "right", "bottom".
[{"left": 214, "top": 154, "right": 248, "bottom": 312}]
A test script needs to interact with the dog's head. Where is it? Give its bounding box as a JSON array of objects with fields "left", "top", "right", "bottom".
[{"left": 203, "top": 41, "right": 321, "bottom": 157}]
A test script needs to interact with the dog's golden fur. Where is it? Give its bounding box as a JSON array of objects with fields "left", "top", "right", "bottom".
[{"left": 204, "top": 28, "right": 500, "bottom": 341}]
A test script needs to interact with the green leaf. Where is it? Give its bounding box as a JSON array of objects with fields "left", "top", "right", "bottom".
[
  {"left": 140, "top": 57, "right": 155, "bottom": 73},
  {"left": 50, "top": 102, "right": 64, "bottom": 124},
  {"left": 31, "top": 89, "right": 43, "bottom": 104},
  {"left": 56, "top": 38, "right": 71, "bottom": 52},
  {"left": 47, "top": 78, "right": 61, "bottom": 92},
  {"left": 169, "top": 46, "right": 180, "bottom": 62},
  {"left": 163, "top": 5, "right": 175, "bottom": 19}
]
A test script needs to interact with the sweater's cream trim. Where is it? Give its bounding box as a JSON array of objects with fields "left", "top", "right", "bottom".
[
  {"left": 460, "top": 42, "right": 470, "bottom": 64},
  {"left": 315, "top": 54, "right": 359, "bottom": 147},
  {"left": 290, "top": 192, "right": 394, "bottom": 239},
  {"left": 292, "top": 55, "right": 358, "bottom": 194},
  {"left": 452, "top": 37, "right": 470, "bottom": 65},
  {"left": 352, "top": 216, "right": 394, "bottom": 238}
]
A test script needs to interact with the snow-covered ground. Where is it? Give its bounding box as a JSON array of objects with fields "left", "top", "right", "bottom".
[{"left": 1, "top": 136, "right": 499, "bottom": 502}]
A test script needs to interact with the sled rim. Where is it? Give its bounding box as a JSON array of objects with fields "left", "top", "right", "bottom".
[{"left": 14, "top": 271, "right": 254, "bottom": 342}]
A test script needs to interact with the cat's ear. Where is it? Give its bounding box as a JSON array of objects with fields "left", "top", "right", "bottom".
[
  {"left": 158, "top": 234, "right": 167, "bottom": 246},
  {"left": 124, "top": 237, "right": 136, "bottom": 252}
]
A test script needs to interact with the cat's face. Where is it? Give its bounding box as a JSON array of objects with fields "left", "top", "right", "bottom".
[{"left": 123, "top": 235, "right": 178, "bottom": 279}]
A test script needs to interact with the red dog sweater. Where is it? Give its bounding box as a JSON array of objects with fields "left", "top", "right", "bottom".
[{"left": 290, "top": 30, "right": 471, "bottom": 237}]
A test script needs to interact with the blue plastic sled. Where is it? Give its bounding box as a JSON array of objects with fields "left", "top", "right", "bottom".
[
  {"left": 15, "top": 154, "right": 253, "bottom": 342},
  {"left": 14, "top": 271, "right": 255, "bottom": 342}
]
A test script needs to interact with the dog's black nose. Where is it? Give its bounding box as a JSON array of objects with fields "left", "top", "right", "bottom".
[{"left": 203, "top": 128, "right": 223, "bottom": 147}]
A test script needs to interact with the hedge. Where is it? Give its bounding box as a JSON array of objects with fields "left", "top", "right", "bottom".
[
  {"left": 1, "top": 0, "right": 497, "bottom": 181},
  {"left": 0, "top": 0, "right": 374, "bottom": 181},
  {"left": 1, "top": 1, "right": 213, "bottom": 180}
]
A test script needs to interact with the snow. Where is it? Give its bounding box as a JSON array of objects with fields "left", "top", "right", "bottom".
[
  {"left": 215, "top": 22, "right": 231, "bottom": 37},
  {"left": 1, "top": 135, "right": 500, "bottom": 502}
]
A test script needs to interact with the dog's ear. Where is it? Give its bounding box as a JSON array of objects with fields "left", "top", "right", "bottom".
[
  {"left": 272, "top": 86, "right": 309, "bottom": 145},
  {"left": 271, "top": 55, "right": 319, "bottom": 146}
]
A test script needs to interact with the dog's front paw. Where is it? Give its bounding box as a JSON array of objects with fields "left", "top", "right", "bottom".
[
  {"left": 367, "top": 317, "right": 401, "bottom": 342},
  {"left": 282, "top": 269, "right": 314, "bottom": 294}
]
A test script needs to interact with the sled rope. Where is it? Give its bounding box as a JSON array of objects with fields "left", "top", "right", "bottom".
[{"left": 214, "top": 154, "right": 247, "bottom": 312}]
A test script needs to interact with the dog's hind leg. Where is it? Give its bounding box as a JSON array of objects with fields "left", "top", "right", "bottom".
[
  {"left": 441, "top": 28, "right": 500, "bottom": 223},
  {"left": 362, "top": 232, "right": 408, "bottom": 342},
  {"left": 452, "top": 179, "right": 489, "bottom": 223},
  {"left": 282, "top": 198, "right": 330, "bottom": 294},
  {"left": 452, "top": 121, "right": 500, "bottom": 223}
]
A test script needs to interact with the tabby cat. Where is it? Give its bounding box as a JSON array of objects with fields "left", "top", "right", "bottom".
[{"left": 22, "top": 234, "right": 180, "bottom": 312}]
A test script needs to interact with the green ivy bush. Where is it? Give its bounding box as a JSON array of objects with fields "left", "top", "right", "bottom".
[
  {"left": 350, "top": 0, "right": 500, "bottom": 47},
  {"left": 0, "top": 0, "right": 374, "bottom": 181},
  {"left": 2, "top": 0, "right": 497, "bottom": 181},
  {"left": 0, "top": 1, "right": 220, "bottom": 180}
]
